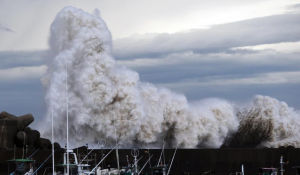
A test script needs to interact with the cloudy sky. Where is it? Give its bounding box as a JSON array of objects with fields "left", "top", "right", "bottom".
[{"left": 1, "top": 0, "right": 300, "bottom": 125}]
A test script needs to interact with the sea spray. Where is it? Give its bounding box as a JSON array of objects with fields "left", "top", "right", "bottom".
[
  {"left": 41, "top": 6, "right": 300, "bottom": 148},
  {"left": 224, "top": 95, "right": 300, "bottom": 147},
  {"left": 41, "top": 7, "right": 239, "bottom": 148}
]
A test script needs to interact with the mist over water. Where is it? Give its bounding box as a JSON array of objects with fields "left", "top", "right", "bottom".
[{"left": 41, "top": 7, "right": 300, "bottom": 148}]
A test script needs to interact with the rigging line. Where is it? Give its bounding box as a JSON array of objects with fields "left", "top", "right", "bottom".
[
  {"left": 138, "top": 155, "right": 153, "bottom": 175},
  {"left": 32, "top": 154, "right": 52, "bottom": 175},
  {"left": 27, "top": 148, "right": 39, "bottom": 159},
  {"left": 88, "top": 145, "right": 118, "bottom": 175},
  {"left": 79, "top": 143, "right": 100, "bottom": 164},
  {"left": 166, "top": 146, "right": 178, "bottom": 175},
  {"left": 157, "top": 141, "right": 165, "bottom": 166}
]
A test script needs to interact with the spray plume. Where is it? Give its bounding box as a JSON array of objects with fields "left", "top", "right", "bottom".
[
  {"left": 226, "top": 95, "right": 300, "bottom": 148},
  {"left": 41, "top": 7, "right": 300, "bottom": 148}
]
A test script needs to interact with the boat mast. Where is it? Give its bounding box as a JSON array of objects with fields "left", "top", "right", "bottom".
[
  {"left": 116, "top": 146, "right": 120, "bottom": 175},
  {"left": 280, "top": 156, "right": 284, "bottom": 175},
  {"left": 52, "top": 109, "right": 55, "bottom": 175},
  {"left": 66, "top": 63, "right": 69, "bottom": 175},
  {"left": 114, "top": 123, "right": 120, "bottom": 175},
  {"left": 132, "top": 149, "right": 139, "bottom": 175},
  {"left": 241, "top": 164, "right": 244, "bottom": 175}
]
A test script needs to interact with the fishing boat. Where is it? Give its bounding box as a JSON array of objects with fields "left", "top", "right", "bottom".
[
  {"left": 257, "top": 156, "right": 286, "bottom": 175},
  {"left": 50, "top": 64, "right": 96, "bottom": 175},
  {"left": 55, "top": 149, "right": 95, "bottom": 175}
]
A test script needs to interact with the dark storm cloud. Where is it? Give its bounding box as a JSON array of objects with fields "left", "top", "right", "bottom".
[
  {"left": 171, "top": 83, "right": 300, "bottom": 109},
  {"left": 117, "top": 45, "right": 300, "bottom": 109},
  {"left": 119, "top": 49, "right": 300, "bottom": 83},
  {"left": 113, "top": 13, "right": 300, "bottom": 59},
  {"left": 0, "top": 50, "right": 47, "bottom": 69}
]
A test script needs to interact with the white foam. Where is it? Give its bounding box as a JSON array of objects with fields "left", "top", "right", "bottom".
[
  {"left": 41, "top": 7, "right": 300, "bottom": 148},
  {"left": 240, "top": 95, "right": 300, "bottom": 147},
  {"left": 41, "top": 7, "right": 239, "bottom": 148}
]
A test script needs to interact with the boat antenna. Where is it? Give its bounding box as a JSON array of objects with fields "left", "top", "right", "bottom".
[
  {"left": 131, "top": 148, "right": 139, "bottom": 175},
  {"left": 51, "top": 109, "right": 55, "bottom": 175},
  {"left": 166, "top": 146, "right": 178, "bottom": 175},
  {"left": 66, "top": 62, "right": 70, "bottom": 175}
]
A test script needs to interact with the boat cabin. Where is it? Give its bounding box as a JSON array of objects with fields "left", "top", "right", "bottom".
[
  {"left": 55, "top": 149, "right": 95, "bottom": 175},
  {"left": 56, "top": 149, "right": 80, "bottom": 175}
]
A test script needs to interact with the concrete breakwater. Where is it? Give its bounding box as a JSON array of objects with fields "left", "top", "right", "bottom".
[{"left": 0, "top": 111, "right": 59, "bottom": 150}]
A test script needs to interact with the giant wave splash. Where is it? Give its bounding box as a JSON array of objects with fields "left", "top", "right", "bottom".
[{"left": 41, "top": 7, "right": 300, "bottom": 148}]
